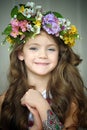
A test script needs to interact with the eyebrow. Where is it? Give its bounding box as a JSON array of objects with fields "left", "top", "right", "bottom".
[
  {"left": 29, "top": 42, "right": 58, "bottom": 47},
  {"left": 47, "top": 44, "right": 58, "bottom": 47},
  {"left": 29, "top": 43, "right": 40, "bottom": 46},
  {"left": 26, "top": 43, "right": 39, "bottom": 47}
]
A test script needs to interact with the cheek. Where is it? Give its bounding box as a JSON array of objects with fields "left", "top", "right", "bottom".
[
  {"left": 53, "top": 57, "right": 58, "bottom": 66},
  {"left": 53, "top": 52, "right": 58, "bottom": 63},
  {"left": 24, "top": 54, "right": 35, "bottom": 66}
]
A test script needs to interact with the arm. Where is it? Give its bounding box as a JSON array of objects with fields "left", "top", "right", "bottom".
[
  {"left": 21, "top": 89, "right": 63, "bottom": 130},
  {"left": 63, "top": 102, "right": 78, "bottom": 130},
  {"left": 27, "top": 106, "right": 43, "bottom": 130}
]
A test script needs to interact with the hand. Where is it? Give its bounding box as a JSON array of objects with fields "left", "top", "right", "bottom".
[
  {"left": 27, "top": 106, "right": 43, "bottom": 130},
  {"left": 21, "top": 89, "right": 44, "bottom": 109},
  {"left": 21, "top": 89, "right": 51, "bottom": 121}
]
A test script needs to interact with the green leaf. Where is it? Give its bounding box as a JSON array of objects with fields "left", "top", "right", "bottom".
[
  {"left": 11, "top": 6, "right": 18, "bottom": 18},
  {"left": 17, "top": 13, "right": 26, "bottom": 20},
  {"left": 27, "top": 17, "right": 36, "bottom": 21},
  {"left": 2, "top": 25, "right": 12, "bottom": 35},
  {"left": 17, "top": 13, "right": 36, "bottom": 21},
  {"left": 53, "top": 12, "right": 63, "bottom": 18},
  {"left": 43, "top": 11, "right": 52, "bottom": 15}
]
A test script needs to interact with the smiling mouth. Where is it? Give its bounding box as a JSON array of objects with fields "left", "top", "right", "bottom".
[{"left": 35, "top": 62, "right": 49, "bottom": 65}]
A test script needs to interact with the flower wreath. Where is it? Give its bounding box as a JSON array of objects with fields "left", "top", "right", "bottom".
[{"left": 2, "top": 2, "right": 79, "bottom": 49}]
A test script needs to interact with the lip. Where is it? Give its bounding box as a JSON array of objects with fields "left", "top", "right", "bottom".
[{"left": 34, "top": 62, "right": 49, "bottom": 65}]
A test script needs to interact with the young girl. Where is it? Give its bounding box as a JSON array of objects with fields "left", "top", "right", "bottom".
[{"left": 0, "top": 2, "right": 87, "bottom": 130}]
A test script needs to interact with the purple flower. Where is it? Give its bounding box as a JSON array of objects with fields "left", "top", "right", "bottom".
[{"left": 42, "top": 13, "right": 61, "bottom": 35}]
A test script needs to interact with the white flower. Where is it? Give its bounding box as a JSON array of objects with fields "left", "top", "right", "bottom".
[
  {"left": 58, "top": 18, "right": 71, "bottom": 30},
  {"left": 36, "top": 12, "right": 43, "bottom": 20},
  {"left": 27, "top": 24, "right": 34, "bottom": 32},
  {"left": 64, "top": 19, "right": 71, "bottom": 29},
  {"left": 14, "top": 15, "right": 17, "bottom": 18},
  {"left": 59, "top": 35, "right": 63, "bottom": 39},
  {"left": 23, "top": 8, "right": 36, "bottom": 18},
  {"left": 28, "top": 8, "right": 36, "bottom": 15},
  {"left": 26, "top": 2, "right": 35, "bottom": 8},
  {"left": 34, "top": 25, "right": 40, "bottom": 34},
  {"left": 23, "top": 8, "right": 31, "bottom": 18},
  {"left": 36, "top": 5, "right": 42, "bottom": 11},
  {"left": 66, "top": 19, "right": 71, "bottom": 26}
]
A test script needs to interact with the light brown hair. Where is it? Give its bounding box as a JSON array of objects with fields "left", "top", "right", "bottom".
[{"left": 1, "top": 31, "right": 87, "bottom": 130}]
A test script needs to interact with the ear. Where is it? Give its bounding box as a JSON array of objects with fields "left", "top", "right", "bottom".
[{"left": 18, "top": 51, "right": 24, "bottom": 61}]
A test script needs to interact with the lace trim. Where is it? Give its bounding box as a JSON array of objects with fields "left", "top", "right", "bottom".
[{"left": 43, "top": 109, "right": 64, "bottom": 130}]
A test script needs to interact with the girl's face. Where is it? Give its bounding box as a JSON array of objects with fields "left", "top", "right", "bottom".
[{"left": 18, "top": 31, "right": 59, "bottom": 76}]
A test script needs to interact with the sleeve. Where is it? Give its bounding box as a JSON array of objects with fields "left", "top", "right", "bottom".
[{"left": 42, "top": 109, "right": 64, "bottom": 130}]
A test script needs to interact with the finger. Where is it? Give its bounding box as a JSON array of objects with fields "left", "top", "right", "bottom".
[
  {"left": 27, "top": 105, "right": 42, "bottom": 123},
  {"left": 21, "top": 97, "right": 26, "bottom": 106},
  {"left": 26, "top": 104, "right": 38, "bottom": 116},
  {"left": 26, "top": 105, "right": 43, "bottom": 130}
]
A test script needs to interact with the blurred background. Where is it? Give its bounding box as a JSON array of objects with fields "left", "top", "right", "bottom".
[{"left": 0, "top": 0, "right": 87, "bottom": 94}]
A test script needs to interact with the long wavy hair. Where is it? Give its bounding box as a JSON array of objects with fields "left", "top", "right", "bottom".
[{"left": 1, "top": 31, "right": 87, "bottom": 130}]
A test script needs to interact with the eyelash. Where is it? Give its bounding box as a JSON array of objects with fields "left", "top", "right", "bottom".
[
  {"left": 29, "top": 47, "right": 56, "bottom": 51},
  {"left": 29, "top": 47, "right": 37, "bottom": 50},
  {"left": 48, "top": 48, "right": 56, "bottom": 51}
]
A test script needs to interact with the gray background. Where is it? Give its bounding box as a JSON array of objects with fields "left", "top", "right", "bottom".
[{"left": 0, "top": 0, "right": 87, "bottom": 93}]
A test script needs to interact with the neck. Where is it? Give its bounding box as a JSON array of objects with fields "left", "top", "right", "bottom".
[{"left": 27, "top": 73, "right": 50, "bottom": 93}]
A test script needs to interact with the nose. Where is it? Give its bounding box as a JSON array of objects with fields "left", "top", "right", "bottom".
[{"left": 38, "top": 49, "right": 47, "bottom": 59}]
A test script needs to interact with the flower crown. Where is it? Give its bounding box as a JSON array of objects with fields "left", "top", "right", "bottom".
[{"left": 2, "top": 2, "right": 79, "bottom": 49}]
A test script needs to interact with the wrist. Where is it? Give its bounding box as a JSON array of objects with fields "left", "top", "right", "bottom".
[{"left": 36, "top": 98, "right": 51, "bottom": 121}]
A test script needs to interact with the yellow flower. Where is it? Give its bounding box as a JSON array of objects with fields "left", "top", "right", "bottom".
[
  {"left": 69, "top": 25, "right": 77, "bottom": 34},
  {"left": 19, "top": 31, "right": 23, "bottom": 35},
  {"left": 6, "top": 36, "right": 14, "bottom": 44},
  {"left": 19, "top": 6, "right": 24, "bottom": 13},
  {"left": 63, "top": 37, "right": 69, "bottom": 45},
  {"left": 68, "top": 37, "right": 75, "bottom": 46},
  {"left": 63, "top": 35, "right": 75, "bottom": 47},
  {"left": 33, "top": 20, "right": 41, "bottom": 27}
]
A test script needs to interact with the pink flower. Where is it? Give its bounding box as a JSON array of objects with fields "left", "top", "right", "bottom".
[
  {"left": 10, "top": 29, "right": 19, "bottom": 38},
  {"left": 10, "top": 19, "right": 19, "bottom": 38},
  {"left": 19, "top": 20, "right": 28, "bottom": 32},
  {"left": 10, "top": 19, "right": 19, "bottom": 27}
]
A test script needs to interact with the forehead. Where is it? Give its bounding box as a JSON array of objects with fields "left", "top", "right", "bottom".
[{"left": 26, "top": 31, "right": 58, "bottom": 46}]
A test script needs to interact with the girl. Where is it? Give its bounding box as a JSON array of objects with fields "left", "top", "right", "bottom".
[{"left": 0, "top": 2, "right": 87, "bottom": 130}]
